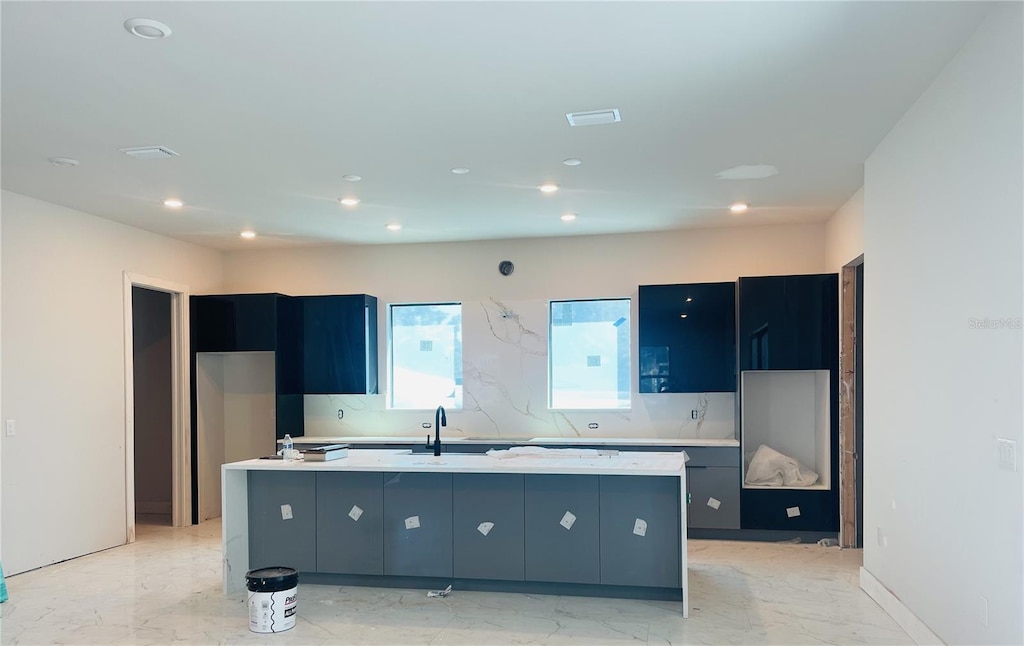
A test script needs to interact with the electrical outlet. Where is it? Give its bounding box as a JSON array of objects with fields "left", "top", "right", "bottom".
[
  {"left": 997, "top": 438, "right": 1017, "bottom": 471},
  {"left": 5, "top": 420, "right": 14, "bottom": 437},
  {"left": 876, "top": 527, "right": 887, "bottom": 548},
  {"left": 691, "top": 409, "right": 698, "bottom": 420},
  {"left": 980, "top": 595, "right": 989, "bottom": 627}
]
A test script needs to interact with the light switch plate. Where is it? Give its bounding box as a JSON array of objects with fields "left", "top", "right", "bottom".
[
  {"left": 998, "top": 438, "right": 1017, "bottom": 471},
  {"left": 5, "top": 420, "right": 15, "bottom": 436}
]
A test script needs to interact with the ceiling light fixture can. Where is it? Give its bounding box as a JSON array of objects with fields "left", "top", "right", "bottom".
[
  {"left": 124, "top": 18, "right": 172, "bottom": 39},
  {"left": 240, "top": 231, "right": 256, "bottom": 239},
  {"left": 561, "top": 213, "right": 577, "bottom": 222},
  {"left": 342, "top": 174, "right": 362, "bottom": 182},
  {"left": 730, "top": 202, "right": 749, "bottom": 214},
  {"left": 451, "top": 168, "right": 470, "bottom": 175},
  {"left": 163, "top": 199, "right": 183, "bottom": 208},
  {"left": 338, "top": 197, "right": 361, "bottom": 206},
  {"left": 386, "top": 224, "right": 402, "bottom": 231},
  {"left": 538, "top": 182, "right": 559, "bottom": 194},
  {"left": 562, "top": 158, "right": 582, "bottom": 166},
  {"left": 48, "top": 157, "right": 79, "bottom": 167}
]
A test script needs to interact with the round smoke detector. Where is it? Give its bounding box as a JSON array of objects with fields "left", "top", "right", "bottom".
[{"left": 498, "top": 260, "right": 515, "bottom": 276}]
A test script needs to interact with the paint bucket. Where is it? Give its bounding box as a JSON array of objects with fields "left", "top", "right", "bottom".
[{"left": 246, "top": 567, "right": 298, "bottom": 633}]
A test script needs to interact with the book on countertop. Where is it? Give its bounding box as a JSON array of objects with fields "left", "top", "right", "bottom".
[{"left": 301, "top": 444, "right": 350, "bottom": 461}]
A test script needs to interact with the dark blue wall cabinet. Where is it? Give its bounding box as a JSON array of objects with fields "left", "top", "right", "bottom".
[
  {"left": 300, "top": 295, "right": 378, "bottom": 395},
  {"left": 738, "top": 274, "right": 838, "bottom": 371},
  {"left": 638, "top": 282, "right": 737, "bottom": 392}
]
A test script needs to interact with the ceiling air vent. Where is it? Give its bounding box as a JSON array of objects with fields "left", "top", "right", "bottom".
[
  {"left": 119, "top": 146, "right": 179, "bottom": 160},
  {"left": 565, "top": 109, "right": 621, "bottom": 127}
]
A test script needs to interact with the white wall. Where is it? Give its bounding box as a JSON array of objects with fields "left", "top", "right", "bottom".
[
  {"left": 825, "top": 187, "right": 864, "bottom": 272},
  {"left": 223, "top": 222, "right": 826, "bottom": 301},
  {"left": 862, "top": 4, "right": 1023, "bottom": 644},
  {"left": 0, "top": 191, "right": 224, "bottom": 575}
]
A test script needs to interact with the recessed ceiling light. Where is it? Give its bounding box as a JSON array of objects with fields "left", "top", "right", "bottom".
[
  {"left": 124, "top": 18, "right": 172, "bottom": 40},
  {"left": 561, "top": 213, "right": 577, "bottom": 222},
  {"left": 342, "top": 174, "right": 362, "bottom": 182},
  {"left": 338, "top": 197, "right": 361, "bottom": 207},
  {"left": 240, "top": 231, "right": 256, "bottom": 239},
  {"left": 386, "top": 223, "right": 402, "bottom": 231},
  {"left": 48, "top": 157, "right": 79, "bottom": 167},
  {"left": 451, "top": 167, "right": 470, "bottom": 175},
  {"left": 680, "top": 314, "right": 688, "bottom": 319},
  {"left": 730, "top": 203, "right": 749, "bottom": 214},
  {"left": 163, "top": 198, "right": 183, "bottom": 208},
  {"left": 562, "top": 158, "right": 582, "bottom": 166},
  {"left": 685, "top": 298, "right": 693, "bottom": 303},
  {"left": 538, "top": 182, "right": 559, "bottom": 194}
]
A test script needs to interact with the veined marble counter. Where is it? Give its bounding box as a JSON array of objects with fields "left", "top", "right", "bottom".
[
  {"left": 226, "top": 448, "right": 687, "bottom": 477},
  {"left": 286, "top": 435, "right": 738, "bottom": 447}
]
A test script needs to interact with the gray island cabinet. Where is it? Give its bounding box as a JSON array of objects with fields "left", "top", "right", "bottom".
[{"left": 223, "top": 449, "right": 689, "bottom": 616}]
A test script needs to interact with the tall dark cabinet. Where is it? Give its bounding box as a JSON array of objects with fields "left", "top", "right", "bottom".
[
  {"left": 190, "top": 293, "right": 304, "bottom": 440},
  {"left": 737, "top": 273, "right": 839, "bottom": 533},
  {"left": 638, "top": 282, "right": 737, "bottom": 393}
]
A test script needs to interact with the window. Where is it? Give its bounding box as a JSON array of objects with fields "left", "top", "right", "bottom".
[
  {"left": 389, "top": 303, "right": 462, "bottom": 409},
  {"left": 549, "top": 298, "right": 631, "bottom": 409}
]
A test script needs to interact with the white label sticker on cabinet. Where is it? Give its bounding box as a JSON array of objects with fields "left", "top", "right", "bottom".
[
  {"left": 707, "top": 497, "right": 721, "bottom": 510},
  {"left": 786, "top": 506, "right": 801, "bottom": 518},
  {"left": 280, "top": 504, "right": 293, "bottom": 521},
  {"left": 477, "top": 521, "right": 495, "bottom": 537},
  {"left": 348, "top": 505, "right": 363, "bottom": 521},
  {"left": 633, "top": 518, "right": 648, "bottom": 537},
  {"left": 405, "top": 515, "right": 421, "bottom": 530},
  {"left": 560, "top": 511, "right": 577, "bottom": 530}
]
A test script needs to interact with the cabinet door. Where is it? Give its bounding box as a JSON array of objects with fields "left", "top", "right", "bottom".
[
  {"left": 248, "top": 471, "right": 317, "bottom": 572},
  {"left": 383, "top": 472, "right": 453, "bottom": 578},
  {"left": 687, "top": 467, "right": 740, "bottom": 529},
  {"left": 599, "top": 476, "right": 681, "bottom": 588},
  {"left": 639, "top": 283, "right": 736, "bottom": 393},
  {"left": 739, "top": 274, "right": 838, "bottom": 371},
  {"left": 524, "top": 475, "right": 600, "bottom": 584},
  {"left": 740, "top": 488, "right": 837, "bottom": 532},
  {"left": 192, "top": 294, "right": 278, "bottom": 352},
  {"left": 316, "top": 472, "right": 384, "bottom": 575},
  {"left": 453, "top": 474, "right": 525, "bottom": 581},
  {"left": 302, "top": 295, "right": 378, "bottom": 394}
]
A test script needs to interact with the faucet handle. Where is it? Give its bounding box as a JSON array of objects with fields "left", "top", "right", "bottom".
[{"left": 426, "top": 434, "right": 432, "bottom": 449}]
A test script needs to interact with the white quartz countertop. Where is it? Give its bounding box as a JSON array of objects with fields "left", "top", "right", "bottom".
[
  {"left": 286, "top": 435, "right": 738, "bottom": 447},
  {"left": 225, "top": 448, "right": 687, "bottom": 476}
]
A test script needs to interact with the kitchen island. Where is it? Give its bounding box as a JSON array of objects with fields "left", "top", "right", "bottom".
[{"left": 222, "top": 448, "right": 689, "bottom": 616}]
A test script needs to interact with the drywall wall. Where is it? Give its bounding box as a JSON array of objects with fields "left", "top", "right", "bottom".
[
  {"left": 222, "top": 222, "right": 827, "bottom": 301},
  {"left": 825, "top": 187, "right": 863, "bottom": 272},
  {"left": 132, "top": 286, "right": 173, "bottom": 516},
  {"left": 0, "top": 190, "right": 224, "bottom": 575},
  {"left": 861, "top": 4, "right": 1023, "bottom": 644}
]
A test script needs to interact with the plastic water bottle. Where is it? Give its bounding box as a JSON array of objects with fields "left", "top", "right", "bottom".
[{"left": 282, "top": 434, "right": 294, "bottom": 461}]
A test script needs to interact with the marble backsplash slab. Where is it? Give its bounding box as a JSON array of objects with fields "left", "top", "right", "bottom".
[{"left": 303, "top": 297, "right": 736, "bottom": 441}]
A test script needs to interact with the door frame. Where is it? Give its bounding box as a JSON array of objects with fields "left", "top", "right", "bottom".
[
  {"left": 839, "top": 255, "right": 864, "bottom": 548},
  {"left": 123, "top": 271, "right": 192, "bottom": 541}
]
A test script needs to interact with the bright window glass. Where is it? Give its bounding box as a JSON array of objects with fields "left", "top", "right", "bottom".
[
  {"left": 389, "top": 303, "right": 462, "bottom": 409},
  {"left": 549, "top": 299, "right": 631, "bottom": 409}
]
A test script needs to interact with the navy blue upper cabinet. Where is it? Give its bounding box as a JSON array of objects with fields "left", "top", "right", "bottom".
[
  {"left": 638, "top": 282, "right": 737, "bottom": 393},
  {"left": 738, "top": 274, "right": 838, "bottom": 371},
  {"left": 191, "top": 294, "right": 280, "bottom": 352},
  {"left": 300, "top": 295, "right": 379, "bottom": 394}
]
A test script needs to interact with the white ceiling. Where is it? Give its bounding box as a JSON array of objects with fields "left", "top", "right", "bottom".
[{"left": 1, "top": 1, "right": 993, "bottom": 250}]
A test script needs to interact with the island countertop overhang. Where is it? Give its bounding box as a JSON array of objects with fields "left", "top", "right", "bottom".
[{"left": 223, "top": 448, "right": 687, "bottom": 477}]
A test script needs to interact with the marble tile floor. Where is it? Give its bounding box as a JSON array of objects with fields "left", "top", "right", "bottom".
[{"left": 0, "top": 519, "right": 911, "bottom": 645}]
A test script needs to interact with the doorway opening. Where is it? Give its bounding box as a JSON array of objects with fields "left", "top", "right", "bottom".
[
  {"left": 123, "top": 272, "right": 191, "bottom": 543},
  {"left": 839, "top": 256, "right": 864, "bottom": 548}
]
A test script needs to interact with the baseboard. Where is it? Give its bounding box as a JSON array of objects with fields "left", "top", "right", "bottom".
[
  {"left": 136, "top": 501, "right": 172, "bottom": 515},
  {"left": 860, "top": 567, "right": 944, "bottom": 645}
]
